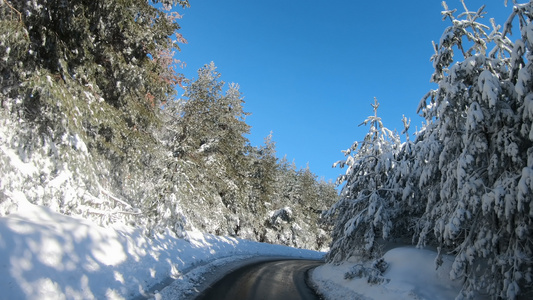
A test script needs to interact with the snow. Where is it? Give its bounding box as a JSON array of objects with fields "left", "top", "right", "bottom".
[
  {"left": 1, "top": 193, "right": 469, "bottom": 300},
  {"left": 312, "top": 247, "right": 471, "bottom": 300},
  {"left": 0, "top": 193, "right": 322, "bottom": 300}
]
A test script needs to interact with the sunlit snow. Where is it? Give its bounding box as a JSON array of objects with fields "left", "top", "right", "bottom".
[
  {"left": 0, "top": 194, "right": 322, "bottom": 299},
  {"left": 312, "top": 247, "right": 472, "bottom": 300},
  {"left": 0, "top": 193, "right": 469, "bottom": 299}
]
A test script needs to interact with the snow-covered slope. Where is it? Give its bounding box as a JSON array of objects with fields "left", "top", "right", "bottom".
[
  {"left": 1, "top": 193, "right": 470, "bottom": 300},
  {"left": 312, "top": 247, "right": 472, "bottom": 300},
  {"left": 0, "top": 193, "right": 323, "bottom": 300}
]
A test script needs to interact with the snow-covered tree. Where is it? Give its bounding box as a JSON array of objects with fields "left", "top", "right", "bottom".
[
  {"left": 325, "top": 3, "right": 533, "bottom": 297},
  {"left": 0, "top": 0, "right": 343, "bottom": 252},
  {"left": 0, "top": 0, "right": 189, "bottom": 232},
  {"left": 414, "top": 2, "right": 533, "bottom": 298},
  {"left": 176, "top": 62, "right": 251, "bottom": 221},
  {"left": 158, "top": 63, "right": 337, "bottom": 248},
  {"left": 246, "top": 132, "right": 278, "bottom": 213},
  {"left": 260, "top": 156, "right": 337, "bottom": 250},
  {"left": 326, "top": 98, "right": 402, "bottom": 262}
]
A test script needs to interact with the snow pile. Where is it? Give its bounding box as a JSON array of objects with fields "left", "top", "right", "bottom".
[
  {"left": 311, "top": 247, "right": 476, "bottom": 300},
  {"left": 0, "top": 194, "right": 323, "bottom": 300}
]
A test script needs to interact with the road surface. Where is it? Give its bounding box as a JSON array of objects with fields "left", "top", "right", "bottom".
[{"left": 195, "top": 259, "right": 323, "bottom": 300}]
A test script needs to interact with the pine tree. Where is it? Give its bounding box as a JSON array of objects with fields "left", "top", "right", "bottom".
[
  {"left": 414, "top": 2, "right": 533, "bottom": 298},
  {"left": 168, "top": 62, "right": 253, "bottom": 235},
  {"left": 1, "top": 0, "right": 342, "bottom": 251},
  {"left": 0, "top": 0, "right": 189, "bottom": 229},
  {"left": 247, "top": 132, "right": 278, "bottom": 212},
  {"left": 322, "top": 4, "right": 533, "bottom": 297},
  {"left": 326, "top": 98, "right": 401, "bottom": 262},
  {"left": 176, "top": 62, "right": 250, "bottom": 204}
]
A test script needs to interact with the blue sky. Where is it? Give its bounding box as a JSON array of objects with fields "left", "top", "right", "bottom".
[{"left": 173, "top": 1, "right": 514, "bottom": 183}]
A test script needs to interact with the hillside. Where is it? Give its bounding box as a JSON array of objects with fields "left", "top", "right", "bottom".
[{"left": 0, "top": 0, "right": 337, "bottom": 251}]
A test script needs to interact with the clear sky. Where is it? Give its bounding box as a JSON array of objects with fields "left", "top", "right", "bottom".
[{"left": 173, "top": 1, "right": 514, "bottom": 183}]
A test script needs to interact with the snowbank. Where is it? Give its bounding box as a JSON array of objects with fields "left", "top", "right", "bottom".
[
  {"left": 0, "top": 194, "right": 323, "bottom": 300},
  {"left": 311, "top": 247, "right": 467, "bottom": 300}
]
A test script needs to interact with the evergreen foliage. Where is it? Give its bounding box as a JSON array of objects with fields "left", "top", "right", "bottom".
[
  {"left": 0, "top": 0, "right": 336, "bottom": 250},
  {"left": 154, "top": 62, "right": 338, "bottom": 249},
  {"left": 164, "top": 64, "right": 338, "bottom": 247},
  {"left": 176, "top": 62, "right": 251, "bottom": 214},
  {"left": 0, "top": 0, "right": 190, "bottom": 229},
  {"left": 326, "top": 98, "right": 402, "bottom": 261},
  {"left": 326, "top": 2, "right": 533, "bottom": 298},
  {"left": 416, "top": 2, "right": 533, "bottom": 298}
]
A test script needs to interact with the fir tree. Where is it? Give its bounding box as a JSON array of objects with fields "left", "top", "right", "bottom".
[
  {"left": 247, "top": 132, "right": 278, "bottom": 213},
  {"left": 324, "top": 4, "right": 533, "bottom": 296},
  {"left": 0, "top": 0, "right": 189, "bottom": 230},
  {"left": 326, "top": 98, "right": 401, "bottom": 262},
  {"left": 415, "top": 2, "right": 532, "bottom": 298},
  {"left": 175, "top": 62, "right": 251, "bottom": 214},
  {"left": 0, "top": 0, "right": 344, "bottom": 252}
]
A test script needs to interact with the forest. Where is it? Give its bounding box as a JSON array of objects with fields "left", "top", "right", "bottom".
[
  {"left": 0, "top": 0, "right": 337, "bottom": 251},
  {"left": 1, "top": 0, "right": 532, "bottom": 299},
  {"left": 326, "top": 2, "right": 533, "bottom": 299}
]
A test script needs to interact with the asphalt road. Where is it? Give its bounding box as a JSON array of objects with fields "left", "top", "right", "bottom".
[{"left": 194, "top": 259, "right": 323, "bottom": 300}]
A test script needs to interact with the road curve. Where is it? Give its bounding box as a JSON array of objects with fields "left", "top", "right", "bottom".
[{"left": 194, "top": 259, "right": 323, "bottom": 300}]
